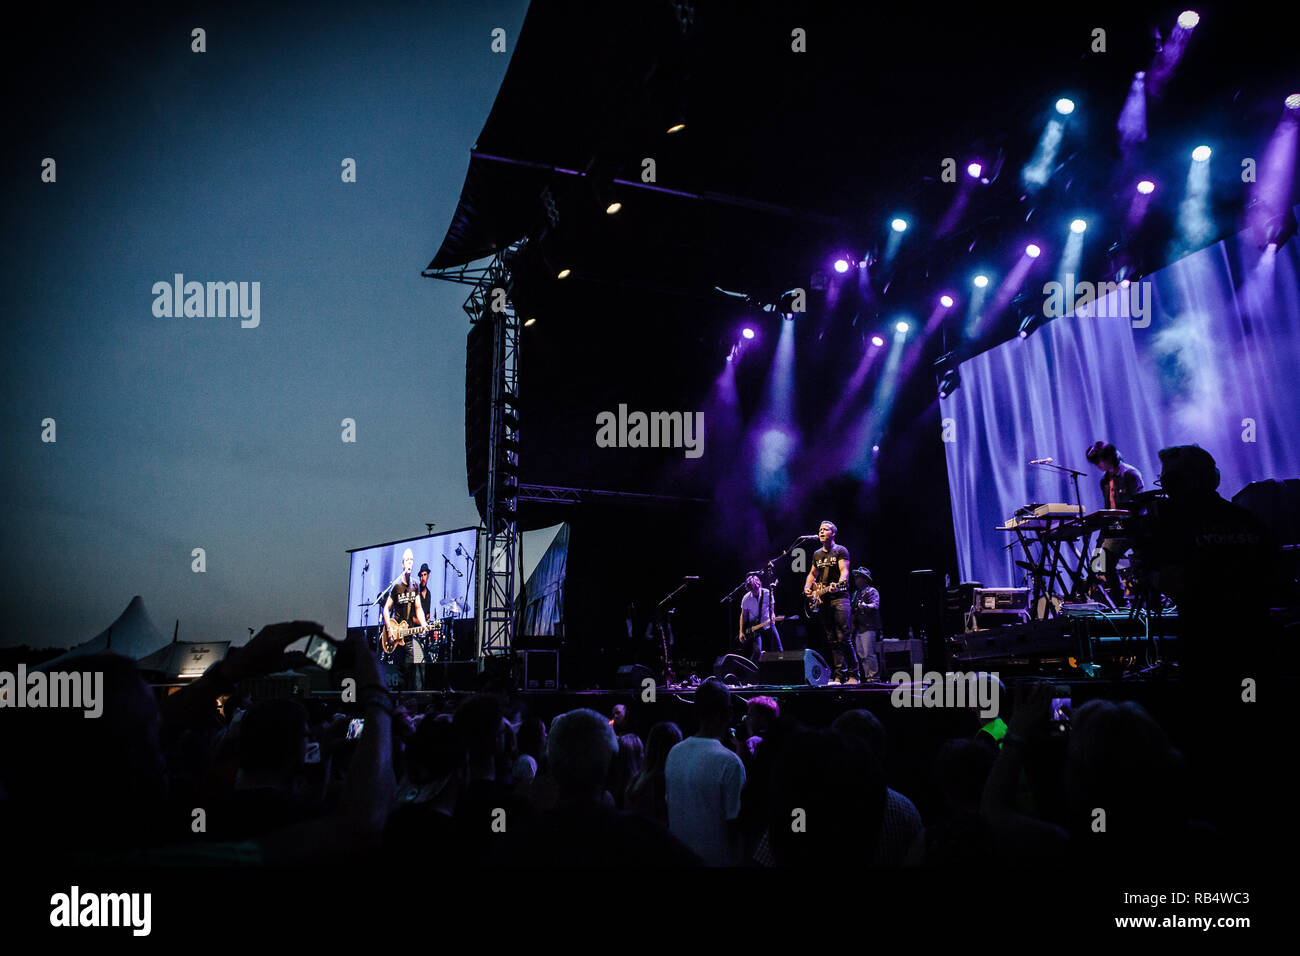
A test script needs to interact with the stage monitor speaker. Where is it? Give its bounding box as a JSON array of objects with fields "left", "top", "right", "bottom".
[
  {"left": 615, "top": 664, "right": 657, "bottom": 690},
  {"left": 757, "top": 649, "right": 829, "bottom": 687},
  {"left": 713, "top": 654, "right": 759, "bottom": 686}
]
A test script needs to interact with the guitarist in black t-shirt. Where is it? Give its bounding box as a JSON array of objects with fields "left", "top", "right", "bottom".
[
  {"left": 803, "top": 520, "right": 859, "bottom": 685},
  {"left": 383, "top": 548, "right": 432, "bottom": 683}
]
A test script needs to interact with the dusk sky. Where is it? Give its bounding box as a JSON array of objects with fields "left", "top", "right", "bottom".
[{"left": 2, "top": 2, "right": 540, "bottom": 648}]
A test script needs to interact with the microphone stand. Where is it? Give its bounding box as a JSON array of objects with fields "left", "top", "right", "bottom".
[
  {"left": 1033, "top": 459, "right": 1091, "bottom": 606},
  {"left": 656, "top": 578, "right": 694, "bottom": 686}
]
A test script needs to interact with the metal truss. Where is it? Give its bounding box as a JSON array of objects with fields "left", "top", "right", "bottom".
[{"left": 426, "top": 244, "right": 523, "bottom": 663}]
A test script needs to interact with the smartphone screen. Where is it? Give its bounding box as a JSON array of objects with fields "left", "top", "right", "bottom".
[
  {"left": 347, "top": 717, "right": 365, "bottom": 740},
  {"left": 1050, "top": 697, "right": 1071, "bottom": 735},
  {"left": 305, "top": 634, "right": 337, "bottom": 670}
]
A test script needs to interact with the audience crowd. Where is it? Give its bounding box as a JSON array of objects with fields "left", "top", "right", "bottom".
[{"left": 0, "top": 620, "right": 1240, "bottom": 867}]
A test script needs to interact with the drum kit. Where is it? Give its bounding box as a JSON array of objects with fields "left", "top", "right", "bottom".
[{"left": 400, "top": 598, "right": 464, "bottom": 664}]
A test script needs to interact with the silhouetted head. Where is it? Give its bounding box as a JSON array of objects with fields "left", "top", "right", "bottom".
[
  {"left": 769, "top": 729, "right": 885, "bottom": 865},
  {"left": 695, "top": 677, "right": 732, "bottom": 731},
  {"left": 831, "top": 708, "right": 886, "bottom": 760},
  {"left": 548, "top": 708, "right": 619, "bottom": 804},
  {"left": 934, "top": 738, "right": 996, "bottom": 813},
  {"left": 1157, "top": 444, "right": 1220, "bottom": 495},
  {"left": 1065, "top": 700, "right": 1185, "bottom": 836},
  {"left": 641, "top": 721, "right": 682, "bottom": 776},
  {"left": 453, "top": 694, "right": 506, "bottom": 763}
]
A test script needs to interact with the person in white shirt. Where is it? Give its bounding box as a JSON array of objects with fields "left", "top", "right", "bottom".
[{"left": 664, "top": 677, "right": 747, "bottom": 865}]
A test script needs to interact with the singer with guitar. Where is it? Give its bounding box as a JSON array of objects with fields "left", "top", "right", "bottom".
[
  {"left": 738, "top": 574, "right": 784, "bottom": 662},
  {"left": 803, "top": 520, "right": 858, "bottom": 685},
  {"left": 383, "top": 548, "right": 434, "bottom": 688}
]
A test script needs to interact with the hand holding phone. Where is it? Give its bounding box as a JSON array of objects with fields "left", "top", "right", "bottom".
[{"left": 305, "top": 631, "right": 353, "bottom": 671}]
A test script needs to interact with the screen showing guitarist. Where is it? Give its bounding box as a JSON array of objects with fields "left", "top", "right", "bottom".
[
  {"left": 803, "top": 520, "right": 858, "bottom": 685},
  {"left": 738, "top": 574, "right": 783, "bottom": 662},
  {"left": 383, "top": 548, "right": 431, "bottom": 676}
]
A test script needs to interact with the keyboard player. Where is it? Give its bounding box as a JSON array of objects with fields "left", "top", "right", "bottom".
[{"left": 1085, "top": 441, "right": 1144, "bottom": 605}]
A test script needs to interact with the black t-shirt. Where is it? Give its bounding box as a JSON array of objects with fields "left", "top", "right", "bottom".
[
  {"left": 419, "top": 584, "right": 433, "bottom": 621},
  {"left": 389, "top": 577, "right": 419, "bottom": 625},
  {"left": 813, "top": 544, "right": 850, "bottom": 599},
  {"left": 1100, "top": 463, "right": 1143, "bottom": 510}
]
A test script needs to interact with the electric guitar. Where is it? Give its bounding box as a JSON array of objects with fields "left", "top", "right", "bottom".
[
  {"left": 381, "top": 618, "right": 442, "bottom": 655},
  {"left": 805, "top": 581, "right": 847, "bottom": 614},
  {"left": 740, "top": 614, "right": 788, "bottom": 641}
]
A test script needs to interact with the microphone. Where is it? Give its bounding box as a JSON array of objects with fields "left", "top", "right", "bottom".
[{"left": 1030, "top": 457, "right": 1054, "bottom": 465}]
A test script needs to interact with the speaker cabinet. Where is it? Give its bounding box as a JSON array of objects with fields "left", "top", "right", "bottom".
[
  {"left": 615, "top": 664, "right": 658, "bottom": 689},
  {"left": 757, "top": 649, "right": 830, "bottom": 686},
  {"left": 713, "top": 654, "right": 759, "bottom": 685}
]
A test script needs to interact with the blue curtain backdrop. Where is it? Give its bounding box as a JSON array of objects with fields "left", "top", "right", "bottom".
[
  {"left": 519, "top": 522, "right": 569, "bottom": 636},
  {"left": 943, "top": 208, "right": 1300, "bottom": 587}
]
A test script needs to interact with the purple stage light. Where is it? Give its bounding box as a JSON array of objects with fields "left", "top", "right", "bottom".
[
  {"left": 1070, "top": 219, "right": 1087, "bottom": 234},
  {"left": 833, "top": 258, "right": 850, "bottom": 273},
  {"left": 1177, "top": 10, "right": 1199, "bottom": 29},
  {"left": 894, "top": 320, "right": 910, "bottom": 334},
  {"left": 1192, "top": 145, "right": 1212, "bottom": 162},
  {"left": 1137, "top": 180, "right": 1156, "bottom": 194},
  {"left": 1286, "top": 93, "right": 1300, "bottom": 111},
  {"left": 1025, "top": 243, "right": 1041, "bottom": 258},
  {"left": 973, "top": 274, "right": 989, "bottom": 288},
  {"left": 742, "top": 327, "right": 755, "bottom": 339},
  {"left": 871, "top": 335, "right": 885, "bottom": 347},
  {"left": 967, "top": 162, "right": 982, "bottom": 179},
  {"left": 891, "top": 218, "right": 908, "bottom": 233},
  {"left": 1056, "top": 98, "right": 1075, "bottom": 116},
  {"left": 940, "top": 294, "right": 955, "bottom": 308}
]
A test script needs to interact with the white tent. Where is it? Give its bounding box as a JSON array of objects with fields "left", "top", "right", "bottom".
[{"left": 35, "top": 595, "right": 171, "bottom": 671}]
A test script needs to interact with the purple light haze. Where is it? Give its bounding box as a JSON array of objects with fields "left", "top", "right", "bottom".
[
  {"left": 1118, "top": 72, "right": 1147, "bottom": 153},
  {"left": 1245, "top": 106, "right": 1298, "bottom": 250}
]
